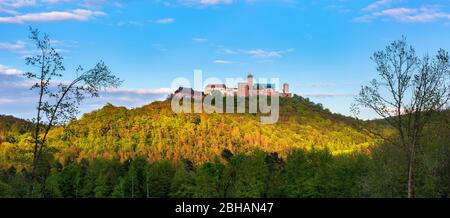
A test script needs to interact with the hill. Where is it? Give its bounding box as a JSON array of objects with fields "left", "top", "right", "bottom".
[
  {"left": 0, "top": 115, "right": 32, "bottom": 144},
  {"left": 36, "top": 95, "right": 377, "bottom": 165},
  {"left": 0, "top": 95, "right": 378, "bottom": 167},
  {"left": 1, "top": 96, "right": 449, "bottom": 198}
]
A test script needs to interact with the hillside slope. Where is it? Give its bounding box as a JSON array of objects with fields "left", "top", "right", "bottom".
[
  {"left": 0, "top": 115, "right": 32, "bottom": 144},
  {"left": 37, "top": 95, "right": 376, "bottom": 164}
]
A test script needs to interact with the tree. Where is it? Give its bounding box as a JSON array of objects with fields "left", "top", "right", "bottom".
[
  {"left": 58, "top": 164, "right": 82, "bottom": 198},
  {"left": 0, "top": 181, "right": 14, "bottom": 197},
  {"left": 263, "top": 152, "right": 285, "bottom": 197},
  {"left": 169, "top": 160, "right": 195, "bottom": 198},
  {"left": 354, "top": 37, "right": 450, "bottom": 198},
  {"left": 229, "top": 152, "right": 267, "bottom": 198},
  {"left": 23, "top": 27, "right": 122, "bottom": 193},
  {"left": 146, "top": 160, "right": 174, "bottom": 198}
]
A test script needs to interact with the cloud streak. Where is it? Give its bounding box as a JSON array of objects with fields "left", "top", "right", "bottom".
[
  {"left": 0, "top": 64, "right": 23, "bottom": 76},
  {"left": 356, "top": 4, "right": 450, "bottom": 23},
  {"left": 363, "top": 0, "right": 393, "bottom": 12},
  {"left": 192, "top": 37, "right": 208, "bottom": 43},
  {"left": 104, "top": 87, "right": 173, "bottom": 95},
  {"left": 0, "top": 72, "right": 171, "bottom": 119},
  {"left": 242, "top": 48, "right": 294, "bottom": 58},
  {"left": 213, "top": 59, "right": 233, "bottom": 64},
  {"left": 0, "top": 9, "right": 106, "bottom": 23},
  {"left": 0, "top": 40, "right": 26, "bottom": 52},
  {"left": 300, "top": 93, "right": 356, "bottom": 98},
  {"left": 154, "top": 17, "right": 175, "bottom": 24}
]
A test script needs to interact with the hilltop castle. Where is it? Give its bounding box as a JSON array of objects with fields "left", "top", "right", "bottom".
[
  {"left": 175, "top": 73, "right": 292, "bottom": 98},
  {"left": 204, "top": 73, "right": 292, "bottom": 97}
]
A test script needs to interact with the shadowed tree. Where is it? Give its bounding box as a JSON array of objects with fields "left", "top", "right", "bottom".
[
  {"left": 23, "top": 27, "right": 122, "bottom": 195},
  {"left": 353, "top": 37, "right": 450, "bottom": 198}
]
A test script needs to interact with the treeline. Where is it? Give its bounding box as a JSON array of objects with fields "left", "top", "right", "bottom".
[
  {"left": 0, "top": 115, "right": 32, "bottom": 144},
  {"left": 0, "top": 95, "right": 377, "bottom": 169},
  {"left": 1, "top": 145, "right": 449, "bottom": 198},
  {"left": 0, "top": 149, "right": 369, "bottom": 198},
  {"left": 0, "top": 98, "right": 448, "bottom": 198}
]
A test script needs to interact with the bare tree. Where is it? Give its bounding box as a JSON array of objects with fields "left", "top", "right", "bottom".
[
  {"left": 24, "top": 27, "right": 122, "bottom": 194},
  {"left": 353, "top": 37, "right": 450, "bottom": 198}
]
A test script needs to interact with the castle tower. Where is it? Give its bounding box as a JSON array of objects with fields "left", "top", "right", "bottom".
[
  {"left": 283, "top": 83, "right": 289, "bottom": 94},
  {"left": 247, "top": 73, "right": 254, "bottom": 90}
]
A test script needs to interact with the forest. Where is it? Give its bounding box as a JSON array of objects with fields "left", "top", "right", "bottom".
[
  {"left": 0, "top": 29, "right": 449, "bottom": 198},
  {"left": 0, "top": 96, "right": 449, "bottom": 198}
]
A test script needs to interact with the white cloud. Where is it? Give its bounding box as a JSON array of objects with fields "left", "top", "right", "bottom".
[
  {"left": 363, "top": 0, "right": 393, "bottom": 11},
  {"left": 0, "top": 40, "right": 26, "bottom": 52},
  {"left": 41, "top": 0, "right": 72, "bottom": 4},
  {"left": 117, "top": 20, "right": 143, "bottom": 27},
  {"left": 222, "top": 48, "right": 235, "bottom": 54},
  {"left": 175, "top": 0, "right": 234, "bottom": 7},
  {"left": 104, "top": 87, "right": 173, "bottom": 95},
  {"left": 214, "top": 59, "right": 233, "bottom": 64},
  {"left": 300, "top": 93, "right": 356, "bottom": 98},
  {"left": 192, "top": 37, "right": 208, "bottom": 43},
  {"left": 0, "top": 7, "right": 19, "bottom": 14},
  {"left": 356, "top": 4, "right": 450, "bottom": 23},
  {"left": 155, "top": 17, "right": 175, "bottom": 24},
  {"left": 376, "top": 6, "right": 450, "bottom": 22},
  {"left": 306, "top": 82, "right": 337, "bottom": 88},
  {"left": 198, "top": 0, "right": 233, "bottom": 5},
  {"left": 0, "top": 0, "right": 37, "bottom": 8},
  {"left": 0, "top": 64, "right": 23, "bottom": 76},
  {"left": 0, "top": 9, "right": 106, "bottom": 23},
  {"left": 242, "top": 48, "right": 294, "bottom": 58}
]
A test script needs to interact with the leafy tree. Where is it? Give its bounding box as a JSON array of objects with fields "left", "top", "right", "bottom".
[
  {"left": 229, "top": 151, "right": 267, "bottom": 198},
  {"left": 327, "top": 154, "right": 370, "bottom": 197},
  {"left": 364, "top": 143, "right": 407, "bottom": 197},
  {"left": 263, "top": 152, "right": 285, "bottom": 197},
  {"left": 146, "top": 160, "right": 175, "bottom": 198},
  {"left": 113, "top": 158, "right": 147, "bottom": 198},
  {"left": 284, "top": 149, "right": 333, "bottom": 197},
  {"left": 169, "top": 160, "right": 195, "bottom": 198},
  {"left": 43, "top": 171, "right": 62, "bottom": 198},
  {"left": 354, "top": 37, "right": 450, "bottom": 197},
  {"left": 0, "top": 181, "right": 14, "bottom": 197},
  {"left": 80, "top": 159, "right": 121, "bottom": 198},
  {"left": 23, "top": 27, "right": 121, "bottom": 193},
  {"left": 58, "top": 164, "right": 82, "bottom": 198},
  {"left": 192, "top": 161, "right": 225, "bottom": 198}
]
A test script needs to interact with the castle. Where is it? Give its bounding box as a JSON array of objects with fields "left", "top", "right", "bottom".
[{"left": 175, "top": 73, "right": 292, "bottom": 98}]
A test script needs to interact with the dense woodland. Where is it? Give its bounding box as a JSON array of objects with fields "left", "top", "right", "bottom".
[{"left": 0, "top": 96, "right": 449, "bottom": 198}]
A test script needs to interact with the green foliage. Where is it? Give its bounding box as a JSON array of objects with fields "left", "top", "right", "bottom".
[
  {"left": 0, "top": 93, "right": 448, "bottom": 198},
  {"left": 0, "top": 115, "right": 31, "bottom": 144},
  {"left": 0, "top": 180, "right": 14, "bottom": 197},
  {"left": 9, "top": 96, "right": 374, "bottom": 165},
  {"left": 58, "top": 164, "right": 82, "bottom": 198},
  {"left": 169, "top": 160, "right": 196, "bottom": 198},
  {"left": 114, "top": 158, "right": 148, "bottom": 198},
  {"left": 146, "top": 160, "right": 175, "bottom": 198},
  {"left": 229, "top": 151, "right": 267, "bottom": 198}
]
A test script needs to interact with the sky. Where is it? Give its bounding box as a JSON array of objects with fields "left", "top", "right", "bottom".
[{"left": 1, "top": 0, "right": 450, "bottom": 120}]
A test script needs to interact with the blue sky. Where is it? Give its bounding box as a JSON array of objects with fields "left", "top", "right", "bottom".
[{"left": 1, "top": 0, "right": 450, "bottom": 119}]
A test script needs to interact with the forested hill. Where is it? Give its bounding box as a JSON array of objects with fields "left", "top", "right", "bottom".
[
  {"left": 0, "top": 95, "right": 378, "bottom": 168},
  {"left": 33, "top": 95, "right": 375, "bottom": 165},
  {"left": 0, "top": 115, "right": 32, "bottom": 144}
]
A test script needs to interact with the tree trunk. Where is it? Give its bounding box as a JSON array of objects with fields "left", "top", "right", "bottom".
[{"left": 407, "top": 143, "right": 416, "bottom": 198}]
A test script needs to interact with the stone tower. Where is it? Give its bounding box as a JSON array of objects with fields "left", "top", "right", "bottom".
[
  {"left": 283, "top": 83, "right": 289, "bottom": 94},
  {"left": 247, "top": 73, "right": 254, "bottom": 90}
]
